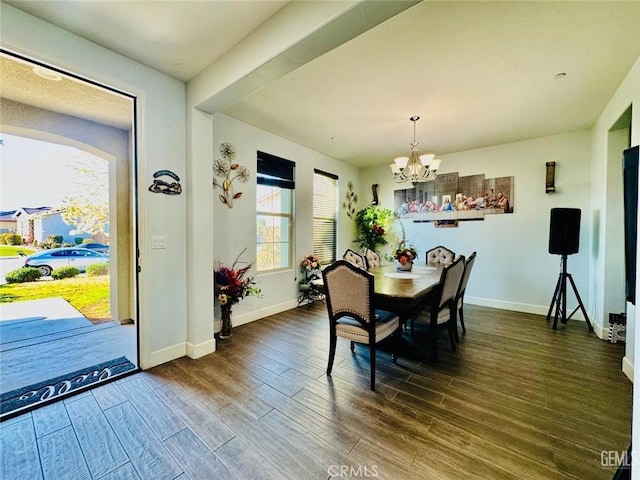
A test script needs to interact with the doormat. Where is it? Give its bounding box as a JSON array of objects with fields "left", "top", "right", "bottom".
[{"left": 0, "top": 356, "right": 136, "bottom": 415}]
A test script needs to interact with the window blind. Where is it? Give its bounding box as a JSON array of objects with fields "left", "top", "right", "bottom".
[
  {"left": 257, "top": 151, "right": 295, "bottom": 189},
  {"left": 313, "top": 169, "right": 338, "bottom": 265}
]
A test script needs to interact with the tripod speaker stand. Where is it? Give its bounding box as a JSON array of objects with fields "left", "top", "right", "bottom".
[
  {"left": 546, "top": 208, "right": 593, "bottom": 331},
  {"left": 546, "top": 254, "right": 593, "bottom": 331}
]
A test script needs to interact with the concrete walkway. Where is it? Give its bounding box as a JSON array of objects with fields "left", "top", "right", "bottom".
[{"left": 0, "top": 297, "right": 137, "bottom": 393}]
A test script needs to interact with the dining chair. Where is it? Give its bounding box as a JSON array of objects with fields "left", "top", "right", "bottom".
[
  {"left": 342, "top": 248, "right": 367, "bottom": 269},
  {"left": 322, "top": 259, "right": 400, "bottom": 390},
  {"left": 425, "top": 245, "right": 456, "bottom": 266},
  {"left": 455, "top": 251, "right": 477, "bottom": 339},
  {"left": 364, "top": 248, "right": 382, "bottom": 268},
  {"left": 414, "top": 255, "right": 465, "bottom": 361}
]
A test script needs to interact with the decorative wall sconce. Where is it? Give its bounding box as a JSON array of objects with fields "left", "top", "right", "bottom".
[
  {"left": 545, "top": 161, "right": 556, "bottom": 193},
  {"left": 213, "top": 142, "right": 250, "bottom": 208}
]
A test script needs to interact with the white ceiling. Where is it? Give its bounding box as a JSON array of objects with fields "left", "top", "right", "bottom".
[{"left": 4, "top": 1, "right": 640, "bottom": 168}]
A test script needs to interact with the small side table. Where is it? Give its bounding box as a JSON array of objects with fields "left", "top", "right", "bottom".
[{"left": 297, "top": 279, "right": 325, "bottom": 308}]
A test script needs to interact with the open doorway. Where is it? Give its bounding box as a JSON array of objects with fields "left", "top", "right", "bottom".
[{"left": 0, "top": 50, "right": 138, "bottom": 418}]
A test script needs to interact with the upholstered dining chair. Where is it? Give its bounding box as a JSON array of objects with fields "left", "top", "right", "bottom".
[
  {"left": 425, "top": 245, "right": 456, "bottom": 266},
  {"left": 454, "top": 251, "right": 477, "bottom": 339},
  {"left": 414, "top": 255, "right": 465, "bottom": 361},
  {"left": 364, "top": 249, "right": 382, "bottom": 268},
  {"left": 343, "top": 248, "right": 367, "bottom": 269},
  {"left": 322, "top": 259, "right": 400, "bottom": 390}
]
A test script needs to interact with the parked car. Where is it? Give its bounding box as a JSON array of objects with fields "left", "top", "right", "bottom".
[
  {"left": 23, "top": 247, "right": 109, "bottom": 276},
  {"left": 80, "top": 243, "right": 109, "bottom": 253}
]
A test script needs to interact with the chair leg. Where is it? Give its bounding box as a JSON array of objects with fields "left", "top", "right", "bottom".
[
  {"left": 459, "top": 304, "right": 466, "bottom": 333},
  {"left": 447, "top": 320, "right": 457, "bottom": 351},
  {"left": 369, "top": 340, "right": 376, "bottom": 391},
  {"left": 430, "top": 318, "right": 439, "bottom": 362},
  {"left": 327, "top": 333, "right": 337, "bottom": 375}
]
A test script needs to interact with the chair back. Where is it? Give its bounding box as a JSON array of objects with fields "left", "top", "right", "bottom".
[
  {"left": 438, "top": 256, "right": 465, "bottom": 309},
  {"left": 342, "top": 248, "right": 367, "bottom": 269},
  {"left": 364, "top": 249, "right": 382, "bottom": 268},
  {"left": 426, "top": 246, "right": 456, "bottom": 266},
  {"left": 323, "top": 260, "right": 374, "bottom": 327},
  {"left": 458, "top": 251, "right": 477, "bottom": 298}
]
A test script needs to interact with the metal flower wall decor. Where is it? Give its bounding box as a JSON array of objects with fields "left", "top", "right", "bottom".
[{"left": 213, "top": 142, "right": 250, "bottom": 208}]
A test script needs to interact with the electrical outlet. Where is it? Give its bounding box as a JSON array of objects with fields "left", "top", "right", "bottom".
[{"left": 152, "top": 236, "right": 166, "bottom": 249}]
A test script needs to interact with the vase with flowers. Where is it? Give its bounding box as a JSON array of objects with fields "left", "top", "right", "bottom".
[
  {"left": 214, "top": 249, "right": 261, "bottom": 338},
  {"left": 300, "top": 254, "right": 322, "bottom": 285},
  {"left": 385, "top": 220, "right": 418, "bottom": 271}
]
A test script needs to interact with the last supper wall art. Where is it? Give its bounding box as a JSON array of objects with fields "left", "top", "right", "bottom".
[{"left": 393, "top": 173, "right": 513, "bottom": 227}]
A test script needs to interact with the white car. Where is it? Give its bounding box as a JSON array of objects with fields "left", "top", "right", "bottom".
[{"left": 24, "top": 247, "right": 109, "bottom": 276}]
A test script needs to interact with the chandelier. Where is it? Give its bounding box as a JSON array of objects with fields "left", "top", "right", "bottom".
[{"left": 389, "top": 116, "right": 441, "bottom": 183}]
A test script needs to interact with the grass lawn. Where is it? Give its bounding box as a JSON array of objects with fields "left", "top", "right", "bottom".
[
  {"left": 0, "top": 245, "right": 36, "bottom": 257},
  {"left": 0, "top": 276, "right": 110, "bottom": 323}
]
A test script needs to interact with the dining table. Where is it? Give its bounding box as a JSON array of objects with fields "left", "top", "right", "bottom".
[{"left": 369, "top": 263, "right": 443, "bottom": 325}]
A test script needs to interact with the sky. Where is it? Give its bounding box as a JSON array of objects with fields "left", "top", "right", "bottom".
[{"left": 0, "top": 133, "right": 108, "bottom": 212}]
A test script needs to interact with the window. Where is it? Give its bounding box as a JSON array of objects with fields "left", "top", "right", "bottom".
[
  {"left": 256, "top": 151, "right": 295, "bottom": 272},
  {"left": 313, "top": 169, "right": 338, "bottom": 265}
]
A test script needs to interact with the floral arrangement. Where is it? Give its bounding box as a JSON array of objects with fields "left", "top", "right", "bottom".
[
  {"left": 212, "top": 142, "right": 251, "bottom": 208},
  {"left": 385, "top": 219, "right": 418, "bottom": 265},
  {"left": 214, "top": 249, "right": 261, "bottom": 310},
  {"left": 354, "top": 205, "right": 393, "bottom": 252},
  {"left": 300, "top": 254, "right": 322, "bottom": 282}
]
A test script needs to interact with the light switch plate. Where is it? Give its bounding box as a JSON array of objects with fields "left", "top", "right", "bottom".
[{"left": 152, "top": 236, "right": 166, "bottom": 249}]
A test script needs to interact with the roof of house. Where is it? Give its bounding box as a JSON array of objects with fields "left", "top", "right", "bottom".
[{"left": 0, "top": 210, "right": 17, "bottom": 221}]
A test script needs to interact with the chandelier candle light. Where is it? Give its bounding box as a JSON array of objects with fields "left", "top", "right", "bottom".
[{"left": 390, "top": 116, "right": 441, "bottom": 183}]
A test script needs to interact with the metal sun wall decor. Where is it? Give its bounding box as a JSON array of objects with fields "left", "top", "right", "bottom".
[
  {"left": 149, "top": 170, "right": 182, "bottom": 195},
  {"left": 393, "top": 172, "right": 514, "bottom": 228},
  {"left": 213, "top": 142, "right": 250, "bottom": 208}
]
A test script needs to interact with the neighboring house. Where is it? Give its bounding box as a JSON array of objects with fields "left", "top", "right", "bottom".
[
  {"left": 0, "top": 210, "right": 17, "bottom": 234},
  {"left": 13, "top": 207, "right": 91, "bottom": 244}
]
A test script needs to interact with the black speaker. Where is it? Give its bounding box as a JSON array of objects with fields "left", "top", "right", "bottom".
[{"left": 549, "top": 208, "right": 581, "bottom": 255}]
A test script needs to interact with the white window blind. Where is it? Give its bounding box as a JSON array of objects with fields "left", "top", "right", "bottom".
[{"left": 313, "top": 169, "right": 338, "bottom": 265}]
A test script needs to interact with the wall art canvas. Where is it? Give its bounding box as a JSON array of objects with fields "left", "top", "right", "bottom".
[{"left": 393, "top": 173, "right": 514, "bottom": 227}]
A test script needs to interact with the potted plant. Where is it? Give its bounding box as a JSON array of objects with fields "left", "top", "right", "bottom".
[
  {"left": 214, "top": 249, "right": 262, "bottom": 338},
  {"left": 353, "top": 205, "right": 393, "bottom": 252}
]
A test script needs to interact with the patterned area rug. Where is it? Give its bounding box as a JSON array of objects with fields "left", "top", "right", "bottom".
[{"left": 0, "top": 356, "right": 136, "bottom": 416}]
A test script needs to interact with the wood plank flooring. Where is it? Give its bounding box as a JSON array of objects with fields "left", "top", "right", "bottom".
[{"left": 0, "top": 304, "right": 632, "bottom": 479}]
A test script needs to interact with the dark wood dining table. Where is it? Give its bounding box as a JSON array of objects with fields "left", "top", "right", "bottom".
[{"left": 369, "top": 264, "right": 443, "bottom": 324}]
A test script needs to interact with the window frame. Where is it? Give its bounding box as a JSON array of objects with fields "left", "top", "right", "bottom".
[{"left": 256, "top": 152, "right": 295, "bottom": 273}]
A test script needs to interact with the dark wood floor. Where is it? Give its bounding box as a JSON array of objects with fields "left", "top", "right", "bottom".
[{"left": 0, "top": 304, "right": 632, "bottom": 479}]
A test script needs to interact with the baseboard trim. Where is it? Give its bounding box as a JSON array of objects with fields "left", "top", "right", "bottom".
[
  {"left": 148, "top": 343, "right": 186, "bottom": 368},
  {"left": 623, "top": 356, "right": 634, "bottom": 382},
  {"left": 186, "top": 338, "right": 216, "bottom": 359},
  {"left": 219, "top": 300, "right": 299, "bottom": 330}
]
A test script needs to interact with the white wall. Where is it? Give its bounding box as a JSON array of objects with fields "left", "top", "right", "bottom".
[
  {"left": 209, "top": 113, "right": 360, "bottom": 330},
  {"left": 361, "top": 131, "right": 593, "bottom": 321},
  {"left": 1, "top": 4, "right": 188, "bottom": 369}
]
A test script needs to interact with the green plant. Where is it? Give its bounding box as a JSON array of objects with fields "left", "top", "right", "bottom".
[
  {"left": 51, "top": 266, "right": 80, "bottom": 280},
  {"left": 47, "top": 234, "right": 64, "bottom": 245},
  {"left": 0, "top": 233, "right": 7, "bottom": 245},
  {"left": 5, "top": 267, "right": 42, "bottom": 284},
  {"left": 86, "top": 262, "right": 109, "bottom": 276},
  {"left": 74, "top": 237, "right": 84, "bottom": 245},
  {"left": 4, "top": 233, "right": 23, "bottom": 246},
  {"left": 353, "top": 205, "right": 393, "bottom": 252}
]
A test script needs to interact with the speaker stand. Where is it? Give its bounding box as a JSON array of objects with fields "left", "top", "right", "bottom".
[{"left": 546, "top": 254, "right": 593, "bottom": 331}]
